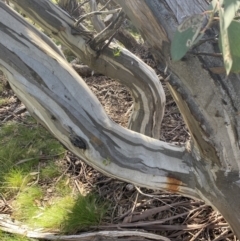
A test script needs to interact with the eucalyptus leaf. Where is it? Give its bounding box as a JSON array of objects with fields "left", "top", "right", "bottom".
[
  {"left": 171, "top": 14, "right": 204, "bottom": 61},
  {"left": 219, "top": 7, "right": 233, "bottom": 75},
  {"left": 226, "top": 20, "right": 240, "bottom": 72},
  {"left": 171, "top": 28, "right": 194, "bottom": 61},
  {"left": 211, "top": 0, "right": 223, "bottom": 9},
  {"left": 223, "top": 0, "right": 240, "bottom": 29},
  {"left": 219, "top": 20, "right": 240, "bottom": 73}
]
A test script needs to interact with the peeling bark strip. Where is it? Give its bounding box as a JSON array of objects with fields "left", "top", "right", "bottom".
[{"left": 8, "top": 0, "right": 166, "bottom": 139}]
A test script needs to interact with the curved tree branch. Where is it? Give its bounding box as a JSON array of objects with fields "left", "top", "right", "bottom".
[
  {"left": 3, "top": 0, "right": 240, "bottom": 237},
  {"left": 0, "top": 2, "right": 199, "bottom": 200},
  {"left": 0, "top": 214, "right": 170, "bottom": 241},
  {"left": 8, "top": 0, "right": 165, "bottom": 139}
]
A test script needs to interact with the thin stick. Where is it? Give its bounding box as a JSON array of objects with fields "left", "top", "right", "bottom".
[
  {"left": 75, "top": 8, "right": 121, "bottom": 27},
  {"left": 99, "top": 0, "right": 112, "bottom": 11}
]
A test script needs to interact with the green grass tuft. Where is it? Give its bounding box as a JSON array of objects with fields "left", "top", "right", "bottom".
[
  {"left": 62, "top": 194, "right": 108, "bottom": 233},
  {"left": 3, "top": 168, "right": 31, "bottom": 193},
  {"left": 27, "top": 194, "right": 107, "bottom": 232},
  {"left": 55, "top": 178, "right": 72, "bottom": 196},
  {"left": 40, "top": 162, "right": 60, "bottom": 180},
  {"left": 0, "top": 119, "right": 65, "bottom": 195},
  {"left": 32, "top": 196, "right": 74, "bottom": 229},
  {"left": 0, "top": 231, "right": 36, "bottom": 241},
  {"left": 0, "top": 114, "right": 107, "bottom": 234},
  {"left": 0, "top": 80, "right": 5, "bottom": 93},
  {"left": 12, "top": 186, "right": 43, "bottom": 221}
]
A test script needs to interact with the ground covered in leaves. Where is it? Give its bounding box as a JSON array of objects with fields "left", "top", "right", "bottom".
[{"left": 0, "top": 46, "right": 238, "bottom": 241}]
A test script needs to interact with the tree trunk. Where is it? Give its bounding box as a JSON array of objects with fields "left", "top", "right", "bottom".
[
  {"left": 1, "top": 0, "right": 240, "bottom": 238},
  {"left": 117, "top": 0, "right": 240, "bottom": 237}
]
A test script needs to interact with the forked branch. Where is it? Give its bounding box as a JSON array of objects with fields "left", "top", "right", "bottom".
[
  {"left": 9, "top": 0, "right": 165, "bottom": 139},
  {"left": 0, "top": 2, "right": 199, "bottom": 200},
  {"left": 89, "top": 10, "right": 125, "bottom": 50}
]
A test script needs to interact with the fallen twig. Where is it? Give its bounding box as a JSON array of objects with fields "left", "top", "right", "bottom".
[{"left": 0, "top": 214, "right": 170, "bottom": 241}]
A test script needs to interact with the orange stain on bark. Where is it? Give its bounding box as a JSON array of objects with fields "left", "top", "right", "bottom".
[{"left": 166, "top": 177, "right": 182, "bottom": 193}]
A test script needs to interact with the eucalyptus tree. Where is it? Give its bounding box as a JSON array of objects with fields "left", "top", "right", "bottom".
[{"left": 1, "top": 0, "right": 240, "bottom": 238}]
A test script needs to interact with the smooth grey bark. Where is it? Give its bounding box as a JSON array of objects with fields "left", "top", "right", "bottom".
[
  {"left": 1, "top": 0, "right": 240, "bottom": 238},
  {"left": 89, "top": 0, "right": 106, "bottom": 32},
  {"left": 0, "top": 214, "right": 170, "bottom": 241},
  {"left": 8, "top": 0, "right": 165, "bottom": 139},
  {"left": 0, "top": 2, "right": 198, "bottom": 198},
  {"left": 117, "top": 0, "right": 240, "bottom": 238}
]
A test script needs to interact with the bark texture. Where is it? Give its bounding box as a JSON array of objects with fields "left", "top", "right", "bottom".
[
  {"left": 8, "top": 0, "right": 165, "bottom": 139},
  {"left": 117, "top": 0, "right": 240, "bottom": 237},
  {"left": 1, "top": 0, "right": 240, "bottom": 238},
  {"left": 0, "top": 2, "right": 198, "bottom": 198},
  {"left": 89, "top": 0, "right": 139, "bottom": 50}
]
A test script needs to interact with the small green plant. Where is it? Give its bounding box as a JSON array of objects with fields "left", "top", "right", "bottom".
[
  {"left": 0, "top": 80, "right": 10, "bottom": 106},
  {"left": 11, "top": 193, "right": 107, "bottom": 232},
  {"left": 113, "top": 47, "right": 121, "bottom": 57},
  {"left": 32, "top": 196, "right": 74, "bottom": 229},
  {"left": 0, "top": 82, "right": 3, "bottom": 92},
  {"left": 125, "top": 21, "right": 142, "bottom": 42},
  {"left": 0, "top": 118, "right": 65, "bottom": 195},
  {"left": 102, "top": 158, "right": 111, "bottom": 166},
  {"left": 0, "top": 98, "right": 10, "bottom": 106},
  {"left": 3, "top": 168, "right": 32, "bottom": 193}
]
